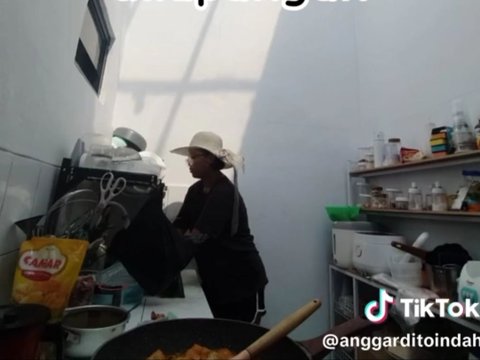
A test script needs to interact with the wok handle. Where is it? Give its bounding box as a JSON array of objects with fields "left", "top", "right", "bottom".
[
  {"left": 231, "top": 299, "right": 321, "bottom": 360},
  {"left": 391, "top": 241, "right": 427, "bottom": 260}
]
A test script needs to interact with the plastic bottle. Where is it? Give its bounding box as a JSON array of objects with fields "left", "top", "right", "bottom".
[
  {"left": 373, "top": 131, "right": 385, "bottom": 168},
  {"left": 408, "top": 182, "right": 423, "bottom": 210},
  {"left": 451, "top": 99, "right": 475, "bottom": 153},
  {"left": 431, "top": 181, "right": 448, "bottom": 211}
]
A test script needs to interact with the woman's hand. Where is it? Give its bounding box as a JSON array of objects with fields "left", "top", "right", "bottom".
[{"left": 185, "top": 228, "right": 208, "bottom": 244}]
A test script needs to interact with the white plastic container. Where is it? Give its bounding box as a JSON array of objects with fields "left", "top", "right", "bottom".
[
  {"left": 389, "top": 255, "right": 422, "bottom": 287},
  {"left": 353, "top": 231, "right": 405, "bottom": 275},
  {"left": 331, "top": 222, "right": 377, "bottom": 269},
  {"left": 458, "top": 261, "right": 480, "bottom": 305}
]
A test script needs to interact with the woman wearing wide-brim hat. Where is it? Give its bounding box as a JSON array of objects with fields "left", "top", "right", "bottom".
[{"left": 171, "top": 131, "right": 268, "bottom": 323}]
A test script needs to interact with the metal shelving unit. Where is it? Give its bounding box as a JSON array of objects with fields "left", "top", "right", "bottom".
[
  {"left": 330, "top": 265, "right": 480, "bottom": 334},
  {"left": 332, "top": 149, "right": 480, "bottom": 359},
  {"left": 350, "top": 150, "right": 480, "bottom": 178},
  {"left": 360, "top": 208, "right": 480, "bottom": 223}
]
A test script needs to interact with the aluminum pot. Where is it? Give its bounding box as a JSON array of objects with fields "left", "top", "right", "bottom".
[{"left": 61, "top": 305, "right": 129, "bottom": 358}]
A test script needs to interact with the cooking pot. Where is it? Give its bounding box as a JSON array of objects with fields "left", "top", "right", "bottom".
[
  {"left": 391, "top": 242, "right": 471, "bottom": 298},
  {"left": 0, "top": 304, "right": 50, "bottom": 360},
  {"left": 92, "top": 317, "right": 377, "bottom": 360},
  {"left": 62, "top": 305, "right": 129, "bottom": 358}
]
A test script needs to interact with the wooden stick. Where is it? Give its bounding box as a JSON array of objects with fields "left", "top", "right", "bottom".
[{"left": 230, "top": 299, "right": 321, "bottom": 360}]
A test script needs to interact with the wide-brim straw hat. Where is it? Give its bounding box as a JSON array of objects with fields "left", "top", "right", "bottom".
[
  {"left": 171, "top": 131, "right": 244, "bottom": 236},
  {"left": 170, "top": 131, "right": 244, "bottom": 170}
]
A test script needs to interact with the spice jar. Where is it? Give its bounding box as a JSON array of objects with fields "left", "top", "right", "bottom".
[
  {"left": 383, "top": 138, "right": 402, "bottom": 166},
  {"left": 395, "top": 196, "right": 409, "bottom": 210},
  {"left": 354, "top": 181, "right": 370, "bottom": 206},
  {"left": 424, "top": 193, "right": 433, "bottom": 211},
  {"left": 385, "top": 188, "right": 402, "bottom": 208},
  {"left": 358, "top": 194, "right": 371, "bottom": 208},
  {"left": 432, "top": 181, "right": 448, "bottom": 211},
  {"left": 370, "top": 186, "right": 388, "bottom": 209},
  {"left": 408, "top": 182, "right": 423, "bottom": 210}
]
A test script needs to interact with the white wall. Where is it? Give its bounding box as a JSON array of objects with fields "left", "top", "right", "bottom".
[
  {"left": 113, "top": 0, "right": 480, "bottom": 340},
  {"left": 0, "top": 0, "right": 132, "bottom": 303},
  {"left": 352, "top": 0, "right": 480, "bottom": 295},
  {"left": 113, "top": 0, "right": 360, "bottom": 339},
  {"left": 355, "top": 0, "right": 480, "bottom": 150}
]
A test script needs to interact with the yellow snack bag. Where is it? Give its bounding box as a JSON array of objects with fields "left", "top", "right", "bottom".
[{"left": 11, "top": 237, "right": 89, "bottom": 322}]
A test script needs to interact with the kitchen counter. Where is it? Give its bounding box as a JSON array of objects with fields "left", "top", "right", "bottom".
[{"left": 125, "top": 269, "right": 212, "bottom": 331}]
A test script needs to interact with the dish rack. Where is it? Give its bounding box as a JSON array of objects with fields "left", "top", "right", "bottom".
[{"left": 16, "top": 158, "right": 166, "bottom": 272}]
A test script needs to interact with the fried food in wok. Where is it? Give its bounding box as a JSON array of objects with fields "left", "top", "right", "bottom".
[{"left": 147, "top": 343, "right": 236, "bottom": 360}]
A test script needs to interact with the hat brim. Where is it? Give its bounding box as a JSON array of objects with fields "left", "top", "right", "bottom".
[
  {"left": 170, "top": 146, "right": 232, "bottom": 169},
  {"left": 170, "top": 146, "right": 191, "bottom": 156}
]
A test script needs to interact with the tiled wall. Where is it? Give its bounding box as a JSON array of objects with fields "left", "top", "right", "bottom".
[{"left": 0, "top": 149, "right": 58, "bottom": 304}]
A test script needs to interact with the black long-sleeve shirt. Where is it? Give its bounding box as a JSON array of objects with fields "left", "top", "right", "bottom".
[{"left": 174, "top": 174, "right": 268, "bottom": 304}]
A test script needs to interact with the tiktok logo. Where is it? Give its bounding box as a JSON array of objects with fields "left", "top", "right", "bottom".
[{"left": 364, "top": 289, "right": 395, "bottom": 323}]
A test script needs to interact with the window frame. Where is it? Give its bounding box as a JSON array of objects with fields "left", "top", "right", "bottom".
[{"left": 75, "top": 0, "right": 115, "bottom": 94}]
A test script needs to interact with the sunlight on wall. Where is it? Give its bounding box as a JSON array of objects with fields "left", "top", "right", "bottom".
[{"left": 113, "top": 1, "right": 281, "bottom": 183}]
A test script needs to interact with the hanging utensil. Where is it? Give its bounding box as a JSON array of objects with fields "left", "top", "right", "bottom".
[
  {"left": 391, "top": 241, "right": 428, "bottom": 261},
  {"left": 400, "top": 232, "right": 429, "bottom": 263},
  {"left": 231, "top": 299, "right": 321, "bottom": 360},
  {"left": 89, "top": 172, "right": 127, "bottom": 229}
]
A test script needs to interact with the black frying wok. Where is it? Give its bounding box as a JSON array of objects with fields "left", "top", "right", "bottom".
[
  {"left": 92, "top": 318, "right": 311, "bottom": 360},
  {"left": 92, "top": 317, "right": 375, "bottom": 360}
]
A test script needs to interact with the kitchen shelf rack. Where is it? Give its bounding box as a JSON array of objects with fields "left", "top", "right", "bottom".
[
  {"left": 332, "top": 143, "right": 480, "bottom": 359},
  {"left": 361, "top": 208, "right": 480, "bottom": 223},
  {"left": 330, "top": 265, "right": 480, "bottom": 334},
  {"left": 350, "top": 150, "right": 480, "bottom": 177}
]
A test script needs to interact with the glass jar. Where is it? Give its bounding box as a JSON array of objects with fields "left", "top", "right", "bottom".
[
  {"left": 432, "top": 181, "right": 448, "bottom": 211},
  {"left": 424, "top": 193, "right": 433, "bottom": 211},
  {"left": 354, "top": 181, "right": 370, "bottom": 206},
  {"left": 395, "top": 196, "right": 409, "bottom": 210},
  {"left": 370, "top": 186, "right": 388, "bottom": 209},
  {"left": 358, "top": 194, "right": 371, "bottom": 208},
  {"left": 408, "top": 182, "right": 423, "bottom": 210},
  {"left": 383, "top": 138, "right": 402, "bottom": 166},
  {"left": 385, "top": 188, "right": 402, "bottom": 208}
]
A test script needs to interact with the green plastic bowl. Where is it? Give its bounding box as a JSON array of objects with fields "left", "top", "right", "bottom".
[{"left": 325, "top": 205, "right": 361, "bottom": 221}]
